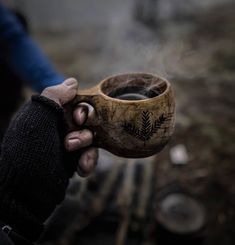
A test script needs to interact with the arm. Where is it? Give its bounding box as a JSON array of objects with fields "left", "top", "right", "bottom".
[
  {"left": 0, "top": 93, "right": 69, "bottom": 241},
  {"left": 0, "top": 3, "right": 64, "bottom": 92},
  {"left": 0, "top": 79, "right": 97, "bottom": 243}
]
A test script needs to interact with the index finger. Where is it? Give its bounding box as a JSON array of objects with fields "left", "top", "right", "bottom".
[{"left": 73, "top": 103, "right": 94, "bottom": 126}]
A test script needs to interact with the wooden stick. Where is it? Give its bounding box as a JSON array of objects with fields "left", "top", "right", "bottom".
[{"left": 116, "top": 159, "right": 136, "bottom": 245}]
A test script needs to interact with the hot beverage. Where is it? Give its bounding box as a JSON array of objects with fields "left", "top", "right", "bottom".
[{"left": 66, "top": 73, "right": 175, "bottom": 158}]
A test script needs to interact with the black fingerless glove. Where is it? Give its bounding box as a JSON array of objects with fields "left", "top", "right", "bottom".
[{"left": 0, "top": 95, "right": 76, "bottom": 241}]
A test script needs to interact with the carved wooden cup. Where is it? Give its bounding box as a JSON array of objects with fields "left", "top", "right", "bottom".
[{"left": 68, "top": 73, "right": 175, "bottom": 158}]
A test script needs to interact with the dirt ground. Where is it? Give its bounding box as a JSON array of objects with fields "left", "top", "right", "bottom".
[{"left": 34, "top": 1, "right": 235, "bottom": 244}]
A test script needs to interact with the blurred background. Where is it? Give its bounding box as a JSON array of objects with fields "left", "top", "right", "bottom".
[{"left": 2, "top": 0, "right": 235, "bottom": 244}]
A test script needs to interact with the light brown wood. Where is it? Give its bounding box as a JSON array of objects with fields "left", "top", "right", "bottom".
[{"left": 67, "top": 73, "right": 175, "bottom": 158}]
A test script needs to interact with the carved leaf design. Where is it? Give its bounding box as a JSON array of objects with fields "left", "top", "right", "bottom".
[
  {"left": 151, "top": 114, "right": 167, "bottom": 134},
  {"left": 141, "top": 111, "right": 152, "bottom": 136},
  {"left": 122, "top": 111, "right": 167, "bottom": 142}
]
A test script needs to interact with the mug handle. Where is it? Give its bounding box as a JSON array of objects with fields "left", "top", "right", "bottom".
[{"left": 63, "top": 85, "right": 102, "bottom": 133}]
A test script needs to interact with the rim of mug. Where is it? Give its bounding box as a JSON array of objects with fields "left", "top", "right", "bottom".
[{"left": 98, "top": 72, "right": 171, "bottom": 103}]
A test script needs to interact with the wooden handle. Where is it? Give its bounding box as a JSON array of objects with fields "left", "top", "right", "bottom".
[
  {"left": 63, "top": 73, "right": 175, "bottom": 158},
  {"left": 63, "top": 84, "right": 102, "bottom": 133}
]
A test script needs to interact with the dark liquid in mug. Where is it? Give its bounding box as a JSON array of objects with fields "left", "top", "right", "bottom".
[
  {"left": 116, "top": 93, "right": 148, "bottom": 100},
  {"left": 109, "top": 86, "right": 159, "bottom": 101}
]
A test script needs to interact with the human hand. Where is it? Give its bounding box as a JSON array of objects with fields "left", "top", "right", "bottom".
[
  {"left": 0, "top": 78, "right": 98, "bottom": 241},
  {"left": 41, "top": 78, "right": 98, "bottom": 177}
]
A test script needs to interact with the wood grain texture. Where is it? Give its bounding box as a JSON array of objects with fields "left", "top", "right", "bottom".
[{"left": 71, "top": 73, "right": 175, "bottom": 158}]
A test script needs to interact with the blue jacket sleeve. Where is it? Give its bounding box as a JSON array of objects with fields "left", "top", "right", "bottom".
[{"left": 0, "top": 4, "right": 64, "bottom": 92}]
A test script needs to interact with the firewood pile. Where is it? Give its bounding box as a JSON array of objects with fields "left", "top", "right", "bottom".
[{"left": 40, "top": 151, "right": 209, "bottom": 245}]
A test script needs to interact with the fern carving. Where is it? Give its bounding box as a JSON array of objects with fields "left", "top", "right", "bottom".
[{"left": 122, "top": 111, "right": 167, "bottom": 142}]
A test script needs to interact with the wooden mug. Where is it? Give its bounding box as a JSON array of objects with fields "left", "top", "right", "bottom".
[{"left": 66, "top": 73, "right": 175, "bottom": 158}]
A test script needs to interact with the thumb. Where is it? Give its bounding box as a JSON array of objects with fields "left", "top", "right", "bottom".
[{"left": 41, "top": 78, "right": 78, "bottom": 106}]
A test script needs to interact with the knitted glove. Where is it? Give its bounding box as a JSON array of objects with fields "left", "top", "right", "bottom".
[{"left": 0, "top": 95, "right": 76, "bottom": 241}]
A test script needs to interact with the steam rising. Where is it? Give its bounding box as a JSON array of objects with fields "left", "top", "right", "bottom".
[
  {"left": 65, "top": 0, "right": 216, "bottom": 86},
  {"left": 101, "top": 74, "right": 167, "bottom": 101},
  {"left": 34, "top": 0, "right": 230, "bottom": 88}
]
